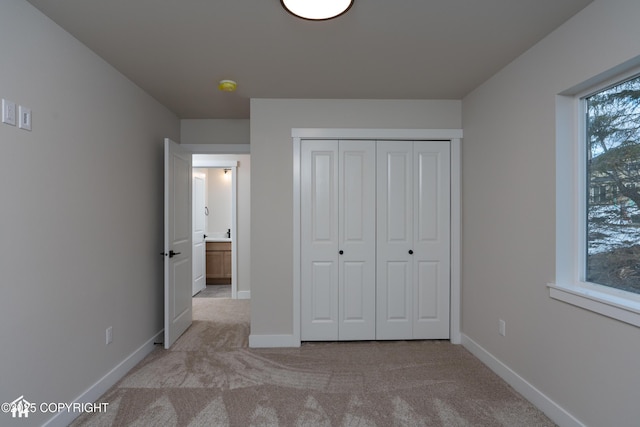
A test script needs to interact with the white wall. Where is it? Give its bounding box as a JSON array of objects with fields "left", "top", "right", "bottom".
[
  {"left": 250, "top": 99, "right": 461, "bottom": 336},
  {"left": 0, "top": 1, "right": 179, "bottom": 426},
  {"left": 461, "top": 0, "right": 640, "bottom": 425},
  {"left": 207, "top": 168, "right": 232, "bottom": 235}
]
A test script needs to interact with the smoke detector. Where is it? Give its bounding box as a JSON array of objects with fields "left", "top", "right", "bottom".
[{"left": 218, "top": 80, "right": 237, "bottom": 92}]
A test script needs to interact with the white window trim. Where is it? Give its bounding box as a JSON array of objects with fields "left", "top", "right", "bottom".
[{"left": 550, "top": 61, "right": 640, "bottom": 328}]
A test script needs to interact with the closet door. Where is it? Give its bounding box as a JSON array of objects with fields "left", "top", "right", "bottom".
[
  {"left": 413, "top": 141, "right": 450, "bottom": 339},
  {"left": 376, "top": 140, "right": 451, "bottom": 340},
  {"left": 338, "top": 140, "right": 376, "bottom": 340},
  {"left": 376, "top": 141, "right": 414, "bottom": 339},
  {"left": 301, "top": 140, "right": 376, "bottom": 341},
  {"left": 301, "top": 140, "right": 339, "bottom": 340},
  {"left": 301, "top": 139, "right": 450, "bottom": 341}
]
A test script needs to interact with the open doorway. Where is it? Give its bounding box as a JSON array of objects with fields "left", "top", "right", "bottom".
[
  {"left": 191, "top": 153, "right": 250, "bottom": 301},
  {"left": 193, "top": 166, "right": 233, "bottom": 298}
]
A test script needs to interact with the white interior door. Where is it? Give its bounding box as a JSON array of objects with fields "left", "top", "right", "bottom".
[
  {"left": 164, "top": 138, "right": 192, "bottom": 349},
  {"left": 412, "top": 141, "right": 450, "bottom": 339},
  {"left": 192, "top": 170, "right": 206, "bottom": 296},
  {"left": 338, "top": 140, "right": 376, "bottom": 340},
  {"left": 301, "top": 140, "right": 339, "bottom": 340},
  {"left": 376, "top": 141, "right": 414, "bottom": 340}
]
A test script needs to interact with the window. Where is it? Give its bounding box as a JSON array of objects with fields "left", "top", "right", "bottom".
[
  {"left": 550, "top": 63, "right": 640, "bottom": 328},
  {"left": 585, "top": 74, "right": 640, "bottom": 295}
]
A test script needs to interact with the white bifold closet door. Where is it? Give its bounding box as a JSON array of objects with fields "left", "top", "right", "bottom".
[
  {"left": 301, "top": 139, "right": 450, "bottom": 341},
  {"left": 376, "top": 141, "right": 450, "bottom": 339},
  {"left": 301, "top": 140, "right": 376, "bottom": 341}
]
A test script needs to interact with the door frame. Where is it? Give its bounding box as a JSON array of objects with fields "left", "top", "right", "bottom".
[{"left": 292, "top": 129, "right": 462, "bottom": 346}]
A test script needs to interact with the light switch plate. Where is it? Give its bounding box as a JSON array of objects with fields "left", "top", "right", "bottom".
[
  {"left": 19, "top": 106, "right": 31, "bottom": 131},
  {"left": 2, "top": 99, "right": 16, "bottom": 126}
]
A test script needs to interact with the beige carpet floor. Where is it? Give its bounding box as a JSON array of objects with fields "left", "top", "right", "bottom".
[
  {"left": 71, "top": 299, "right": 555, "bottom": 426},
  {"left": 194, "top": 285, "right": 232, "bottom": 299}
]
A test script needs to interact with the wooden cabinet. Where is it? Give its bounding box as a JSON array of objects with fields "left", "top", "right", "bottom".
[{"left": 206, "top": 242, "right": 231, "bottom": 284}]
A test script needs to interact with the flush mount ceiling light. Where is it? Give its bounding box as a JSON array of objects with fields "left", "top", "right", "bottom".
[
  {"left": 281, "top": 0, "right": 354, "bottom": 20},
  {"left": 218, "top": 79, "right": 237, "bottom": 92}
]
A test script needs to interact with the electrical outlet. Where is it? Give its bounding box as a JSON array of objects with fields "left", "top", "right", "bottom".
[
  {"left": 18, "top": 106, "right": 31, "bottom": 131},
  {"left": 499, "top": 319, "right": 506, "bottom": 337},
  {"left": 106, "top": 326, "right": 113, "bottom": 345},
  {"left": 2, "top": 99, "right": 16, "bottom": 126}
]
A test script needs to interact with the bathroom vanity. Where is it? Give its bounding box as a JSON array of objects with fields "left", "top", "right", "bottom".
[{"left": 206, "top": 240, "right": 231, "bottom": 284}]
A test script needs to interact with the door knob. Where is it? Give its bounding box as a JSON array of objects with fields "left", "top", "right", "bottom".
[
  {"left": 408, "top": 250, "right": 414, "bottom": 255},
  {"left": 169, "top": 250, "right": 181, "bottom": 258},
  {"left": 204, "top": 234, "right": 208, "bottom": 238},
  {"left": 339, "top": 250, "right": 344, "bottom": 255}
]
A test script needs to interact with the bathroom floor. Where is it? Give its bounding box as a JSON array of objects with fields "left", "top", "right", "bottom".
[{"left": 194, "top": 284, "right": 231, "bottom": 299}]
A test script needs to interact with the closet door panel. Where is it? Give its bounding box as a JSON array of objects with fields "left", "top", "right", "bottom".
[
  {"left": 386, "top": 261, "right": 411, "bottom": 320},
  {"left": 416, "top": 152, "right": 440, "bottom": 241},
  {"left": 413, "top": 141, "right": 450, "bottom": 339},
  {"left": 339, "top": 140, "right": 376, "bottom": 340},
  {"left": 416, "top": 261, "right": 439, "bottom": 319},
  {"left": 376, "top": 141, "right": 413, "bottom": 340},
  {"left": 385, "top": 152, "right": 412, "bottom": 241},
  {"left": 341, "top": 261, "right": 366, "bottom": 319},
  {"left": 301, "top": 141, "right": 339, "bottom": 340},
  {"left": 342, "top": 151, "right": 366, "bottom": 241},
  {"left": 311, "top": 261, "right": 336, "bottom": 321}
]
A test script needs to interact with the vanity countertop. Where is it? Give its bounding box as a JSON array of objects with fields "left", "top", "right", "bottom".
[{"left": 205, "top": 237, "right": 231, "bottom": 242}]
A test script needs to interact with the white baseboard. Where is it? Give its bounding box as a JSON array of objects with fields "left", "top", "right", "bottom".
[
  {"left": 237, "top": 290, "right": 251, "bottom": 299},
  {"left": 249, "top": 334, "right": 300, "bottom": 348},
  {"left": 42, "top": 330, "right": 164, "bottom": 427},
  {"left": 461, "top": 334, "right": 584, "bottom": 427}
]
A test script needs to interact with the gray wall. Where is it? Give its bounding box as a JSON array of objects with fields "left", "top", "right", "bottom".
[
  {"left": 0, "top": 1, "right": 179, "bottom": 425},
  {"left": 461, "top": 0, "right": 640, "bottom": 425},
  {"left": 181, "top": 119, "right": 250, "bottom": 145},
  {"left": 250, "top": 99, "right": 461, "bottom": 336}
]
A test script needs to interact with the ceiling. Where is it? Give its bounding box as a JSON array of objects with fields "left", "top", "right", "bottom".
[{"left": 26, "top": 0, "right": 593, "bottom": 119}]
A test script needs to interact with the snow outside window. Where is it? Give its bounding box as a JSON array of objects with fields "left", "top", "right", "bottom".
[{"left": 585, "top": 74, "right": 640, "bottom": 295}]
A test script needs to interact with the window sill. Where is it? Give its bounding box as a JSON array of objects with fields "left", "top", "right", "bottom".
[{"left": 548, "top": 283, "right": 640, "bottom": 328}]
